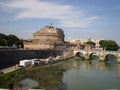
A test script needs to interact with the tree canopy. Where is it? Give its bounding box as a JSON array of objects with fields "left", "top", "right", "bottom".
[
  {"left": 0, "top": 33, "right": 7, "bottom": 46},
  {"left": 7, "top": 34, "right": 19, "bottom": 46},
  {"left": 0, "top": 33, "right": 7, "bottom": 39},
  {"left": 99, "top": 40, "right": 119, "bottom": 51},
  {"left": 0, "top": 33, "right": 24, "bottom": 48}
]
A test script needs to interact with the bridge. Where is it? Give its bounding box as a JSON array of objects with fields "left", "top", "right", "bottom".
[{"left": 73, "top": 48, "right": 120, "bottom": 62}]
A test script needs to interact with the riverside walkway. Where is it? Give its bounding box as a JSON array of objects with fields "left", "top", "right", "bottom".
[{"left": 0, "top": 65, "right": 21, "bottom": 75}]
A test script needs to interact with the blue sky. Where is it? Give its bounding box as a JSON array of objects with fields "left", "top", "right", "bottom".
[{"left": 0, "top": 0, "right": 120, "bottom": 43}]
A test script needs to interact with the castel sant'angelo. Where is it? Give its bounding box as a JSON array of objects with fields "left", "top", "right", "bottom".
[{"left": 24, "top": 26, "right": 66, "bottom": 49}]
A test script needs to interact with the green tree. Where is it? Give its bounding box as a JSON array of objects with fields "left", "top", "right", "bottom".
[
  {"left": 0, "top": 33, "right": 7, "bottom": 46},
  {"left": 15, "top": 40, "right": 24, "bottom": 48},
  {"left": 0, "top": 33, "right": 7, "bottom": 39},
  {"left": 99, "top": 40, "right": 119, "bottom": 51},
  {"left": 0, "top": 33, "right": 24, "bottom": 48},
  {"left": 99, "top": 40, "right": 106, "bottom": 48},
  {"left": 7, "top": 34, "right": 20, "bottom": 46},
  {"left": 0, "top": 39, "right": 7, "bottom": 46}
]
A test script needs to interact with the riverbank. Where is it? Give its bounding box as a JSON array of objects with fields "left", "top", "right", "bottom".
[
  {"left": 0, "top": 49, "right": 63, "bottom": 70},
  {"left": 0, "top": 55, "right": 72, "bottom": 75},
  {"left": 0, "top": 57, "right": 71, "bottom": 89},
  {"left": 1, "top": 56, "right": 120, "bottom": 90}
]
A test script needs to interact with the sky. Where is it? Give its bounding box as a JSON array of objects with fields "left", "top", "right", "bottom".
[{"left": 0, "top": 0, "right": 120, "bottom": 43}]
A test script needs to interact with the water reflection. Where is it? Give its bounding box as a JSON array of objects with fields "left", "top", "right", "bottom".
[
  {"left": 3, "top": 58, "right": 120, "bottom": 90},
  {"left": 62, "top": 59, "right": 120, "bottom": 90}
]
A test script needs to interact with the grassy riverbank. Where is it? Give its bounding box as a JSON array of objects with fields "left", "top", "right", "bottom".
[
  {"left": 0, "top": 59, "right": 69, "bottom": 90},
  {"left": 0, "top": 68, "right": 26, "bottom": 88}
]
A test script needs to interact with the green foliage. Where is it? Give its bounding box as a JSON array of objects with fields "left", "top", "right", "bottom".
[
  {"left": 99, "top": 40, "right": 119, "bottom": 51},
  {"left": 0, "top": 69, "right": 26, "bottom": 87},
  {"left": 0, "top": 33, "right": 7, "bottom": 39},
  {"left": 0, "top": 39, "right": 7, "bottom": 46},
  {"left": 0, "top": 33, "right": 24, "bottom": 48},
  {"left": 7, "top": 34, "right": 19, "bottom": 46},
  {"left": 0, "top": 60, "right": 67, "bottom": 89},
  {"left": 0, "top": 33, "right": 7, "bottom": 46}
]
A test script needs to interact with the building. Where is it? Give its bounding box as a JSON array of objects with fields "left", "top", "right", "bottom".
[
  {"left": 24, "top": 26, "right": 65, "bottom": 49},
  {"left": 67, "top": 37, "right": 105, "bottom": 48}
]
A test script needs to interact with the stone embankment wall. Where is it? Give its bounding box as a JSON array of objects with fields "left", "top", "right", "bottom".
[{"left": 0, "top": 49, "right": 63, "bottom": 69}]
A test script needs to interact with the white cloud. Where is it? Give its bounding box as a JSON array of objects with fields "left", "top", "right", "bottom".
[
  {"left": 59, "top": 20, "right": 90, "bottom": 28},
  {"left": 0, "top": 0, "right": 98, "bottom": 28}
]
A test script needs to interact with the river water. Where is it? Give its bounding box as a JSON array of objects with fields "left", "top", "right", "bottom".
[
  {"left": 16, "top": 58, "right": 120, "bottom": 90},
  {"left": 62, "top": 59, "right": 120, "bottom": 90}
]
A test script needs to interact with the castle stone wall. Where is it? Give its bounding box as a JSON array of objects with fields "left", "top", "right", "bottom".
[
  {"left": 0, "top": 49, "right": 63, "bottom": 69},
  {"left": 24, "top": 26, "right": 65, "bottom": 49}
]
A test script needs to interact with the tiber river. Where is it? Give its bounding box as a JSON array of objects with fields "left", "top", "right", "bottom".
[
  {"left": 62, "top": 59, "right": 120, "bottom": 90},
  {"left": 19, "top": 58, "right": 120, "bottom": 90}
]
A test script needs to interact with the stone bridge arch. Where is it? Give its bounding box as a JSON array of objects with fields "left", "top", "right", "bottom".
[
  {"left": 104, "top": 53, "right": 117, "bottom": 61},
  {"left": 73, "top": 49, "right": 120, "bottom": 62},
  {"left": 74, "top": 50, "right": 99, "bottom": 60},
  {"left": 75, "top": 52, "right": 84, "bottom": 58},
  {"left": 74, "top": 50, "right": 87, "bottom": 57},
  {"left": 89, "top": 52, "right": 99, "bottom": 59}
]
